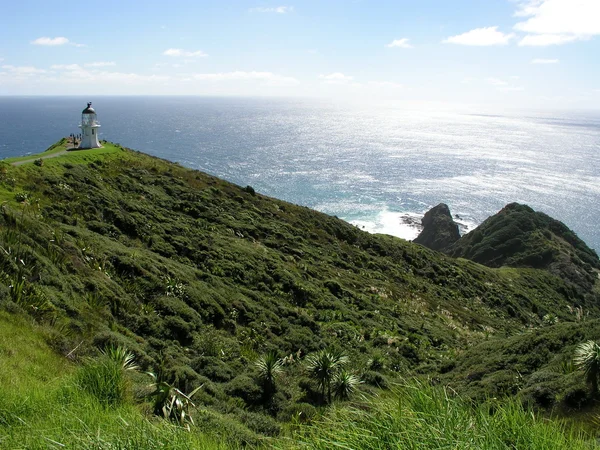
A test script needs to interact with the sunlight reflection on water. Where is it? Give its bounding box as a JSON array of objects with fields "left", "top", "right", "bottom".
[{"left": 1, "top": 97, "right": 599, "bottom": 250}]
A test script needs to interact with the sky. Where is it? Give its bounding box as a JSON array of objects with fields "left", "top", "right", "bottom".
[{"left": 1, "top": 0, "right": 599, "bottom": 109}]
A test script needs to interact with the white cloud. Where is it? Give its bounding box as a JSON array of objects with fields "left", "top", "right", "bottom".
[
  {"left": 499, "top": 86, "right": 525, "bottom": 92},
  {"left": 487, "top": 77, "right": 508, "bottom": 86},
  {"left": 250, "top": 6, "right": 294, "bottom": 13},
  {"left": 1, "top": 63, "right": 168, "bottom": 85},
  {"left": 515, "top": 0, "right": 600, "bottom": 35},
  {"left": 31, "top": 36, "right": 86, "bottom": 47},
  {"left": 514, "top": 0, "right": 600, "bottom": 46},
  {"left": 531, "top": 58, "right": 559, "bottom": 64},
  {"left": 510, "top": 75, "right": 521, "bottom": 79},
  {"left": 518, "top": 34, "right": 580, "bottom": 46},
  {"left": 485, "top": 77, "right": 524, "bottom": 92},
  {"left": 191, "top": 71, "right": 299, "bottom": 86},
  {"left": 0, "top": 66, "right": 305, "bottom": 94},
  {"left": 319, "top": 73, "right": 354, "bottom": 81},
  {"left": 367, "top": 81, "right": 404, "bottom": 89},
  {"left": 163, "top": 48, "right": 208, "bottom": 57},
  {"left": 51, "top": 64, "right": 81, "bottom": 70},
  {"left": 318, "top": 73, "right": 361, "bottom": 87},
  {"left": 91, "top": 72, "right": 170, "bottom": 83},
  {"left": 443, "top": 27, "right": 514, "bottom": 46},
  {"left": 31, "top": 36, "right": 70, "bottom": 46},
  {"left": 85, "top": 61, "right": 116, "bottom": 67},
  {"left": 52, "top": 68, "right": 169, "bottom": 84},
  {"left": 2, "top": 65, "right": 46, "bottom": 74},
  {"left": 386, "top": 38, "right": 413, "bottom": 49}
]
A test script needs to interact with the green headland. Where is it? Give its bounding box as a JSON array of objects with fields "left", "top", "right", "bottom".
[{"left": 1, "top": 139, "right": 599, "bottom": 448}]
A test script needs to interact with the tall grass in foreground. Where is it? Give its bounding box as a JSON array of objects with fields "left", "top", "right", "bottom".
[
  {"left": 0, "top": 312, "right": 231, "bottom": 450},
  {"left": 75, "top": 355, "right": 129, "bottom": 407},
  {"left": 284, "top": 380, "right": 598, "bottom": 450},
  {"left": 0, "top": 396, "right": 231, "bottom": 450}
]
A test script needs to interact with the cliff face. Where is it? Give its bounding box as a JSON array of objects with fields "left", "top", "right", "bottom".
[
  {"left": 448, "top": 203, "right": 600, "bottom": 295},
  {"left": 413, "top": 203, "right": 460, "bottom": 252}
]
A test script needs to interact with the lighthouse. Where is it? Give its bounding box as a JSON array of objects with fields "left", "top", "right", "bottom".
[{"left": 79, "top": 102, "right": 101, "bottom": 149}]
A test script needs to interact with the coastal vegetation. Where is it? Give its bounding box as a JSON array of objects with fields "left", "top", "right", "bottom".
[{"left": 1, "top": 139, "right": 599, "bottom": 447}]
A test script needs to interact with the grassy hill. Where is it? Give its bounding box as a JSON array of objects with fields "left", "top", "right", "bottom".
[{"left": 1, "top": 139, "right": 599, "bottom": 447}]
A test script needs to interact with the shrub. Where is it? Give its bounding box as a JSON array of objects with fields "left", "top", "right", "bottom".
[
  {"left": 193, "top": 356, "right": 234, "bottom": 382},
  {"left": 239, "top": 410, "right": 281, "bottom": 436},
  {"left": 521, "top": 385, "right": 556, "bottom": 408},
  {"left": 14, "top": 192, "right": 29, "bottom": 203},
  {"left": 362, "top": 370, "right": 389, "bottom": 389},
  {"left": 0, "top": 161, "right": 8, "bottom": 176},
  {"left": 225, "top": 375, "right": 263, "bottom": 406},
  {"left": 163, "top": 365, "right": 202, "bottom": 391},
  {"left": 562, "top": 387, "right": 589, "bottom": 408},
  {"left": 33, "top": 158, "right": 44, "bottom": 167},
  {"left": 277, "top": 402, "right": 318, "bottom": 423}
]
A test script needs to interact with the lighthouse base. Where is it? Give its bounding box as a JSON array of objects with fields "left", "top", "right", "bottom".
[{"left": 79, "top": 125, "right": 101, "bottom": 149}]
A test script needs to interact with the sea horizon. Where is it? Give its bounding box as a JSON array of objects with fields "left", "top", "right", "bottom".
[{"left": 1, "top": 96, "right": 599, "bottom": 251}]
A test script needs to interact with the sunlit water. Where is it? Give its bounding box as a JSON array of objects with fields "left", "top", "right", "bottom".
[{"left": 1, "top": 96, "right": 599, "bottom": 251}]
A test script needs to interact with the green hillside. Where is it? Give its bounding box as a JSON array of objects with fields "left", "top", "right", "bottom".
[
  {"left": 1, "top": 140, "right": 599, "bottom": 447},
  {"left": 448, "top": 203, "right": 600, "bottom": 295}
]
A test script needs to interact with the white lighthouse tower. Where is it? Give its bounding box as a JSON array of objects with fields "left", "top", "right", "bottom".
[{"left": 79, "top": 102, "right": 101, "bottom": 149}]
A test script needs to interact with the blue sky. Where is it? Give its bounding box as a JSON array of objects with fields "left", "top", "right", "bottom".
[{"left": 1, "top": 0, "right": 599, "bottom": 109}]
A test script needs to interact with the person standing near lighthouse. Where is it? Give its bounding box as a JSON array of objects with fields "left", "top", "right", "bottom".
[{"left": 79, "top": 102, "right": 101, "bottom": 149}]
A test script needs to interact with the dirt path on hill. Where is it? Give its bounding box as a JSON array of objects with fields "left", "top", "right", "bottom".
[{"left": 11, "top": 150, "right": 70, "bottom": 166}]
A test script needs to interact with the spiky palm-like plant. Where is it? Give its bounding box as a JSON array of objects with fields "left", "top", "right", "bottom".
[
  {"left": 574, "top": 340, "right": 600, "bottom": 394},
  {"left": 101, "top": 345, "right": 138, "bottom": 372},
  {"left": 256, "top": 351, "right": 284, "bottom": 396},
  {"left": 147, "top": 372, "right": 202, "bottom": 430},
  {"left": 306, "top": 349, "right": 349, "bottom": 404},
  {"left": 333, "top": 369, "right": 360, "bottom": 400}
]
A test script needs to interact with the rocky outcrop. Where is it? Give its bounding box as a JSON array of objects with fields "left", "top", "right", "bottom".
[
  {"left": 448, "top": 203, "right": 600, "bottom": 294},
  {"left": 413, "top": 203, "right": 460, "bottom": 252}
]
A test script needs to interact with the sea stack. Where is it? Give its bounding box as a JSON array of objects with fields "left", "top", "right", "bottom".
[{"left": 413, "top": 203, "right": 460, "bottom": 251}]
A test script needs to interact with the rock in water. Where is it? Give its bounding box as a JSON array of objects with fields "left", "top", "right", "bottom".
[{"left": 413, "top": 203, "right": 460, "bottom": 251}]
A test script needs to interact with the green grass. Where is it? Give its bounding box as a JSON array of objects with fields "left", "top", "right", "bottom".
[
  {"left": 0, "top": 140, "right": 124, "bottom": 204},
  {"left": 1, "top": 138, "right": 71, "bottom": 163},
  {"left": 2, "top": 139, "right": 122, "bottom": 165},
  {"left": 0, "top": 311, "right": 235, "bottom": 449},
  {"left": 0, "top": 311, "right": 71, "bottom": 395},
  {"left": 285, "top": 380, "right": 598, "bottom": 449}
]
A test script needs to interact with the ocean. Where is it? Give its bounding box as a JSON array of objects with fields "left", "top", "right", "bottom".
[{"left": 1, "top": 96, "right": 599, "bottom": 251}]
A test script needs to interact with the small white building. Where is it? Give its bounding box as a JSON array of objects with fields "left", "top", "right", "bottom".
[{"left": 79, "top": 102, "right": 101, "bottom": 149}]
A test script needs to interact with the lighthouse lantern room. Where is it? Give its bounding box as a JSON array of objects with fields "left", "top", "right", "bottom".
[{"left": 79, "top": 102, "right": 101, "bottom": 149}]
